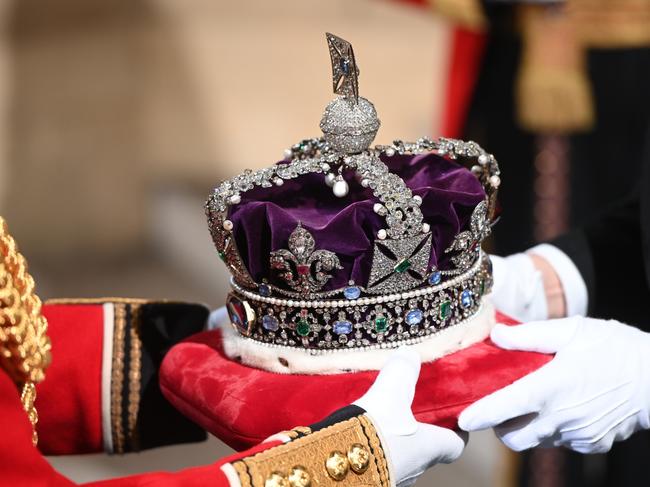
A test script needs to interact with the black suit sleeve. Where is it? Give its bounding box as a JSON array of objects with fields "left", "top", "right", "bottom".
[{"left": 552, "top": 190, "right": 650, "bottom": 331}]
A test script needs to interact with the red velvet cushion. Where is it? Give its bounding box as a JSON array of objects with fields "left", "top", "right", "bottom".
[{"left": 160, "top": 312, "right": 552, "bottom": 451}]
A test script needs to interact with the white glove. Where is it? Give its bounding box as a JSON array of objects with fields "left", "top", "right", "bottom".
[
  {"left": 208, "top": 306, "right": 229, "bottom": 329},
  {"left": 490, "top": 244, "right": 588, "bottom": 321},
  {"left": 355, "top": 349, "right": 467, "bottom": 487},
  {"left": 489, "top": 253, "right": 549, "bottom": 322},
  {"left": 458, "top": 317, "right": 650, "bottom": 454},
  {"left": 212, "top": 309, "right": 465, "bottom": 484}
]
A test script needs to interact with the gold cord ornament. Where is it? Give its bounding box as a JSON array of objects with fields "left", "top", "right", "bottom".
[{"left": 0, "top": 216, "right": 51, "bottom": 445}]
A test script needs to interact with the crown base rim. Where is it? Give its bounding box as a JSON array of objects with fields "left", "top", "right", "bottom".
[{"left": 220, "top": 299, "right": 495, "bottom": 375}]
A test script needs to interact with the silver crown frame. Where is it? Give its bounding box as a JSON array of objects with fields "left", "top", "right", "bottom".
[{"left": 206, "top": 34, "right": 501, "bottom": 352}]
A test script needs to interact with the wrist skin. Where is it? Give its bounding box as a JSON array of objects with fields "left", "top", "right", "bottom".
[{"left": 528, "top": 253, "right": 567, "bottom": 319}]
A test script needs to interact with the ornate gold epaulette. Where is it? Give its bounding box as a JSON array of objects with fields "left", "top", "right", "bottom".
[
  {"left": 233, "top": 414, "right": 391, "bottom": 487},
  {"left": 0, "top": 216, "right": 52, "bottom": 446}
]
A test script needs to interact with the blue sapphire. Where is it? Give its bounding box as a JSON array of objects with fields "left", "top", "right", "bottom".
[
  {"left": 461, "top": 289, "right": 472, "bottom": 308},
  {"left": 428, "top": 271, "right": 442, "bottom": 286},
  {"left": 258, "top": 283, "right": 271, "bottom": 297},
  {"left": 343, "top": 286, "right": 361, "bottom": 300},
  {"left": 340, "top": 58, "right": 351, "bottom": 75},
  {"left": 262, "top": 315, "right": 279, "bottom": 331},
  {"left": 405, "top": 309, "right": 423, "bottom": 326},
  {"left": 333, "top": 321, "right": 353, "bottom": 335}
]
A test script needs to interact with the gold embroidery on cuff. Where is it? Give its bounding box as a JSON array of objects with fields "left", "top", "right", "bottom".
[
  {"left": 233, "top": 460, "right": 253, "bottom": 487},
  {"left": 358, "top": 415, "right": 390, "bottom": 486},
  {"left": 127, "top": 303, "right": 142, "bottom": 452},
  {"left": 235, "top": 415, "right": 391, "bottom": 487},
  {"left": 111, "top": 303, "right": 127, "bottom": 454}
]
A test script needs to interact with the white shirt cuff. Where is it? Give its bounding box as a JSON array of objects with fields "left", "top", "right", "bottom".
[{"left": 528, "top": 243, "right": 588, "bottom": 317}]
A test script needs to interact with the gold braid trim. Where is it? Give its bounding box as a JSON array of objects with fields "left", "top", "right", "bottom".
[
  {"left": 0, "top": 217, "right": 51, "bottom": 445},
  {"left": 109, "top": 301, "right": 145, "bottom": 453},
  {"left": 358, "top": 415, "right": 391, "bottom": 487},
  {"left": 127, "top": 303, "right": 142, "bottom": 452},
  {"left": 111, "top": 303, "right": 127, "bottom": 453},
  {"left": 45, "top": 298, "right": 150, "bottom": 453},
  {"left": 233, "top": 460, "right": 253, "bottom": 487},
  {"left": 233, "top": 415, "right": 391, "bottom": 487}
]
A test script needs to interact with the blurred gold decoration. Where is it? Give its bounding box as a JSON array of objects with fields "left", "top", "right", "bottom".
[
  {"left": 517, "top": 0, "right": 650, "bottom": 134},
  {"left": 0, "top": 216, "right": 51, "bottom": 445},
  {"left": 430, "top": 0, "right": 486, "bottom": 29},
  {"left": 516, "top": 4, "right": 594, "bottom": 134},
  {"left": 570, "top": 0, "right": 650, "bottom": 48}
]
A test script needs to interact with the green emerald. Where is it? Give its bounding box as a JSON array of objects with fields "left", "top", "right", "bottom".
[
  {"left": 218, "top": 251, "right": 226, "bottom": 262},
  {"left": 394, "top": 258, "right": 412, "bottom": 273},
  {"left": 296, "top": 319, "right": 311, "bottom": 336},
  {"left": 375, "top": 316, "right": 388, "bottom": 333},
  {"left": 479, "top": 279, "right": 486, "bottom": 296},
  {"left": 439, "top": 301, "right": 452, "bottom": 320}
]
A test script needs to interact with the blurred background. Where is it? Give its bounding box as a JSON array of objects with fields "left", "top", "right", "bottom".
[{"left": 1, "top": 0, "right": 648, "bottom": 486}]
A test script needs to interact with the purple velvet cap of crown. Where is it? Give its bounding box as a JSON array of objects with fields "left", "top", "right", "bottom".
[{"left": 228, "top": 152, "right": 485, "bottom": 292}]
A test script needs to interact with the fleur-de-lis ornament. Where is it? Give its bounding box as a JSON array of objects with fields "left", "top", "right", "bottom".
[{"left": 270, "top": 223, "right": 342, "bottom": 296}]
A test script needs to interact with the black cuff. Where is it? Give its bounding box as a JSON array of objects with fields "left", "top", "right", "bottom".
[
  {"left": 308, "top": 405, "right": 367, "bottom": 434},
  {"left": 120, "top": 301, "right": 209, "bottom": 452}
]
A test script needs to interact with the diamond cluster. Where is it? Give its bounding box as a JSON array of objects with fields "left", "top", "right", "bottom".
[{"left": 320, "top": 97, "right": 380, "bottom": 153}]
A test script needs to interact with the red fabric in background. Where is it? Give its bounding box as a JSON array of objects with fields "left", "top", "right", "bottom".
[
  {"left": 442, "top": 27, "right": 487, "bottom": 138},
  {"left": 160, "top": 312, "right": 553, "bottom": 451},
  {"left": 38, "top": 303, "right": 104, "bottom": 455}
]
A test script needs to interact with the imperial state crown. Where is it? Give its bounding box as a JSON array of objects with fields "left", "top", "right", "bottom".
[
  {"left": 205, "top": 33, "right": 501, "bottom": 373},
  {"left": 160, "top": 33, "right": 552, "bottom": 450}
]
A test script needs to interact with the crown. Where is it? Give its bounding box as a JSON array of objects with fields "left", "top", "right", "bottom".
[{"left": 206, "top": 34, "right": 500, "bottom": 366}]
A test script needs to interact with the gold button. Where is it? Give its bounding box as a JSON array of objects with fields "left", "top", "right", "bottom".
[
  {"left": 265, "top": 472, "right": 289, "bottom": 487},
  {"left": 347, "top": 443, "right": 370, "bottom": 474},
  {"left": 326, "top": 450, "right": 350, "bottom": 481},
  {"left": 288, "top": 466, "right": 311, "bottom": 487}
]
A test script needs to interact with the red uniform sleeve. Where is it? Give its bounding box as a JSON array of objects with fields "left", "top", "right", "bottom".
[
  {"left": 37, "top": 303, "right": 104, "bottom": 454},
  {"left": 37, "top": 300, "right": 208, "bottom": 456},
  {"left": 1, "top": 369, "right": 282, "bottom": 487}
]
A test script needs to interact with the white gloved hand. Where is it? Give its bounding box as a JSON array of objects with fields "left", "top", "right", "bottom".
[
  {"left": 355, "top": 349, "right": 467, "bottom": 487},
  {"left": 489, "top": 253, "right": 549, "bottom": 322},
  {"left": 208, "top": 306, "right": 229, "bottom": 330},
  {"left": 459, "top": 317, "right": 650, "bottom": 454},
  {"left": 490, "top": 244, "right": 588, "bottom": 322}
]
